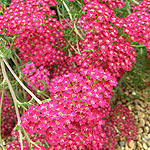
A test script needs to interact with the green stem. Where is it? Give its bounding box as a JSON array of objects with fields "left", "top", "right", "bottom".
[
  {"left": 11, "top": 55, "right": 27, "bottom": 100},
  {"left": 0, "top": 83, "right": 5, "bottom": 150},
  {"left": 140, "top": 48, "right": 143, "bottom": 55},
  {"left": 62, "top": 1, "right": 84, "bottom": 40},
  {"left": 127, "top": 8, "right": 131, "bottom": 15},
  {"left": 13, "top": 51, "right": 22, "bottom": 63},
  {"left": 9, "top": 35, "right": 19, "bottom": 51},
  {"left": 62, "top": 1, "right": 73, "bottom": 20},
  {"left": 131, "top": 0, "right": 139, "bottom": 5},
  {"left": 42, "top": 92, "right": 49, "bottom": 98},
  {"left": 131, "top": 45, "right": 146, "bottom": 48},
  {"left": 0, "top": 59, "right": 23, "bottom": 150},
  {"left": 110, "top": 77, "right": 123, "bottom": 104},
  {"left": 21, "top": 71, "right": 37, "bottom": 91},
  {"left": 11, "top": 55, "right": 49, "bottom": 98},
  {"left": 56, "top": 5, "right": 62, "bottom": 24},
  {"left": 68, "top": 42, "right": 79, "bottom": 54},
  {"left": 21, "top": 126, "right": 41, "bottom": 149},
  {"left": 2, "top": 58, "right": 42, "bottom": 104},
  {"left": 76, "top": 0, "right": 83, "bottom": 8},
  {"left": 16, "top": 100, "right": 28, "bottom": 111},
  {"left": 0, "top": 34, "right": 7, "bottom": 44}
]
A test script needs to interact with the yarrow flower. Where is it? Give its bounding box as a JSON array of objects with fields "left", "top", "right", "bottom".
[
  {"left": 83, "top": 0, "right": 125, "bottom": 9},
  {"left": 2, "top": 0, "right": 138, "bottom": 149},
  {"left": 0, "top": 0, "right": 57, "bottom": 35},
  {"left": 81, "top": 2, "right": 112, "bottom": 26},
  {"left": 0, "top": 0, "right": 66, "bottom": 67},
  {"left": 78, "top": 2, "right": 137, "bottom": 78},
  {"left": 7, "top": 101, "right": 106, "bottom": 149},
  {"left": 131, "top": 0, "right": 150, "bottom": 13},
  {"left": 49, "top": 71, "right": 116, "bottom": 118},
  {"left": 0, "top": 92, "right": 17, "bottom": 138},
  {"left": 22, "top": 62, "right": 50, "bottom": 91}
]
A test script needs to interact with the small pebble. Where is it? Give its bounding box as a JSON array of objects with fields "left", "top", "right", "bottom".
[
  {"left": 132, "top": 91, "right": 136, "bottom": 96},
  {"left": 128, "top": 140, "right": 136, "bottom": 149},
  {"left": 142, "top": 134, "right": 149, "bottom": 140},
  {"left": 136, "top": 99, "right": 146, "bottom": 108},
  {"left": 137, "top": 141, "right": 143, "bottom": 148},
  {"left": 148, "top": 116, "right": 150, "bottom": 121},
  {"left": 138, "top": 111, "right": 145, "bottom": 118},
  {"left": 138, "top": 128, "right": 143, "bottom": 134},
  {"left": 146, "top": 120, "right": 150, "bottom": 126},
  {"left": 119, "top": 141, "right": 125, "bottom": 147},
  {"left": 138, "top": 118, "right": 145, "bottom": 127},
  {"left": 147, "top": 134, "right": 150, "bottom": 139},
  {"left": 147, "top": 139, "right": 150, "bottom": 147},
  {"left": 144, "top": 126, "right": 149, "bottom": 133},
  {"left": 117, "top": 101, "right": 122, "bottom": 105},
  {"left": 130, "top": 100, "right": 136, "bottom": 105},
  {"left": 135, "top": 104, "right": 144, "bottom": 112},
  {"left": 133, "top": 111, "right": 138, "bottom": 115},
  {"left": 143, "top": 143, "right": 148, "bottom": 150},
  {"left": 142, "top": 135, "right": 148, "bottom": 143}
]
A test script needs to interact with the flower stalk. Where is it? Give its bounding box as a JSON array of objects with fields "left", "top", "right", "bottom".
[
  {"left": 131, "top": 0, "right": 139, "bottom": 5},
  {"left": 2, "top": 58, "right": 42, "bottom": 105},
  {"left": 0, "top": 83, "right": 5, "bottom": 150},
  {"left": 0, "top": 58, "right": 23, "bottom": 150}
]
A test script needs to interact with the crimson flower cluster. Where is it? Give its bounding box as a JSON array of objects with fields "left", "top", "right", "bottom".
[
  {"left": 49, "top": 70, "right": 117, "bottom": 109},
  {"left": 0, "top": 0, "right": 66, "bottom": 67},
  {"left": 7, "top": 101, "right": 106, "bottom": 149},
  {"left": 22, "top": 62, "right": 50, "bottom": 91},
  {"left": 0, "top": 0, "right": 139, "bottom": 149},
  {"left": 0, "top": 93, "right": 17, "bottom": 138},
  {"left": 111, "top": 8, "right": 150, "bottom": 58},
  {"left": 83, "top": 0, "right": 125, "bottom": 10},
  {"left": 77, "top": 2, "right": 136, "bottom": 78},
  {"left": 131, "top": 0, "right": 150, "bottom": 12}
]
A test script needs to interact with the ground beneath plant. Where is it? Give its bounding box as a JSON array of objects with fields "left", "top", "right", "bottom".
[{"left": 113, "top": 70, "right": 150, "bottom": 150}]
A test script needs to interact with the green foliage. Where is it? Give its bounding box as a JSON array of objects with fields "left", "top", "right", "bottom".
[
  {"left": 0, "top": 0, "right": 11, "bottom": 7},
  {"left": 114, "top": 0, "right": 131, "bottom": 18},
  {"left": 124, "top": 47, "right": 149, "bottom": 90},
  {"left": 0, "top": 36, "right": 11, "bottom": 59}
]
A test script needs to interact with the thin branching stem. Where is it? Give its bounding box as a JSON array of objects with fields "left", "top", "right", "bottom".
[
  {"left": 0, "top": 59, "right": 23, "bottom": 150},
  {"left": 62, "top": 1, "right": 84, "bottom": 40},
  {"left": 56, "top": 5, "right": 62, "bottom": 23},
  {"left": 131, "top": 45, "right": 146, "bottom": 48},
  {"left": 131, "top": 0, "right": 139, "bottom": 5},
  {"left": 0, "top": 83, "right": 5, "bottom": 150},
  {"left": 2, "top": 58, "right": 42, "bottom": 104},
  {"left": 110, "top": 77, "right": 124, "bottom": 104}
]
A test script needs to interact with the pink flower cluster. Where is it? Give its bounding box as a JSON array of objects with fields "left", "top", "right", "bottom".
[
  {"left": 1, "top": 0, "right": 138, "bottom": 149},
  {"left": 49, "top": 71, "right": 117, "bottom": 109},
  {"left": 81, "top": 2, "right": 112, "bottom": 25},
  {"left": 22, "top": 62, "right": 50, "bottom": 91},
  {"left": 0, "top": 0, "right": 57, "bottom": 36},
  {"left": 83, "top": 0, "right": 125, "bottom": 9},
  {"left": 131, "top": 0, "right": 150, "bottom": 12},
  {"left": 0, "top": 0, "right": 66, "bottom": 67},
  {"left": 111, "top": 7, "right": 150, "bottom": 58},
  {"left": 77, "top": 2, "right": 136, "bottom": 78},
  {"left": 0, "top": 93, "right": 17, "bottom": 139},
  {"left": 122, "top": 12, "right": 150, "bottom": 45},
  {"left": 7, "top": 101, "right": 106, "bottom": 149}
]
